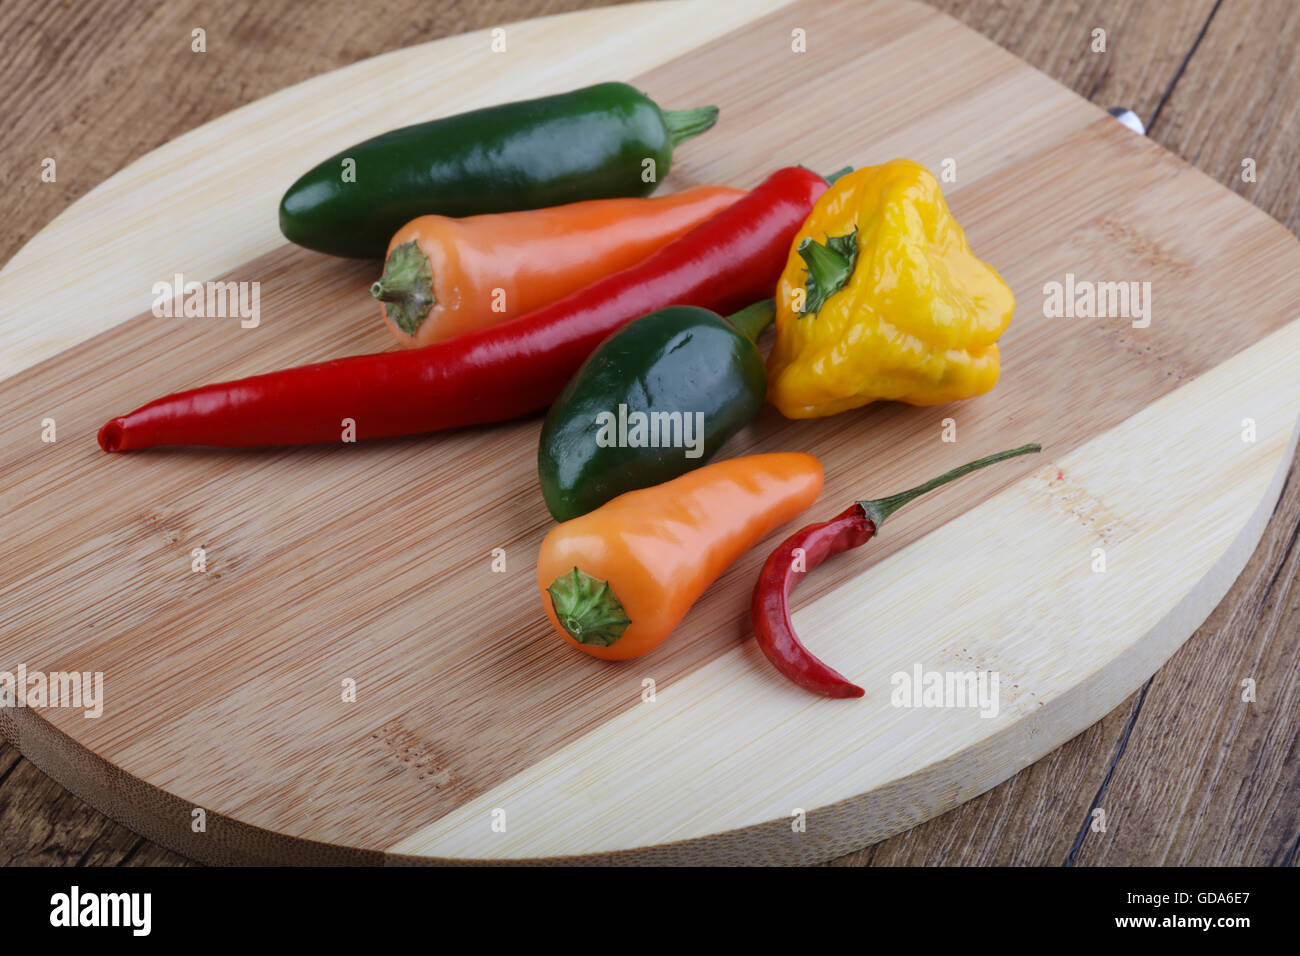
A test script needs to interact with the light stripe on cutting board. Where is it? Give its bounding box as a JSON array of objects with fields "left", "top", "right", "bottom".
[
  {"left": 0, "top": 0, "right": 796, "bottom": 380},
  {"left": 389, "top": 317, "right": 1300, "bottom": 861}
]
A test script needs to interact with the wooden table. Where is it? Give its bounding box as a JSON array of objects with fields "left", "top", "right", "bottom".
[{"left": 1, "top": 0, "right": 1296, "bottom": 867}]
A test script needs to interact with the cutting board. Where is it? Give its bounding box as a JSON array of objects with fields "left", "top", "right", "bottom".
[{"left": 2, "top": 0, "right": 1299, "bottom": 865}]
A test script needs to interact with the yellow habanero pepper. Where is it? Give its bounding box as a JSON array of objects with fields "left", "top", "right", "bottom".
[{"left": 767, "top": 159, "right": 1015, "bottom": 418}]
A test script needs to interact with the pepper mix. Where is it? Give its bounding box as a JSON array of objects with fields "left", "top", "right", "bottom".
[{"left": 97, "top": 82, "right": 1032, "bottom": 699}]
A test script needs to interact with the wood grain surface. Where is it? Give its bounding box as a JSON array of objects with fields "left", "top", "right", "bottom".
[{"left": 1, "top": 0, "right": 1297, "bottom": 866}]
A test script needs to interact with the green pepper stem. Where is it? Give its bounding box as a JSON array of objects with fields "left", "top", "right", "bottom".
[
  {"left": 371, "top": 240, "right": 435, "bottom": 335},
  {"left": 725, "top": 299, "right": 776, "bottom": 343},
  {"left": 857, "top": 444, "right": 1042, "bottom": 529},
  {"left": 661, "top": 105, "right": 720, "bottom": 148},
  {"left": 547, "top": 567, "right": 632, "bottom": 647}
]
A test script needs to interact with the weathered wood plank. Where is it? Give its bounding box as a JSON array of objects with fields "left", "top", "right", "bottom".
[
  {"left": 925, "top": 0, "right": 1220, "bottom": 124},
  {"left": 0, "top": 742, "right": 190, "bottom": 866},
  {"left": 1148, "top": 0, "right": 1300, "bottom": 233}
]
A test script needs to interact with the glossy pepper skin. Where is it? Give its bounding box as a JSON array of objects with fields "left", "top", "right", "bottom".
[
  {"left": 98, "top": 166, "right": 829, "bottom": 452},
  {"left": 538, "top": 300, "right": 773, "bottom": 522},
  {"left": 279, "top": 82, "right": 720, "bottom": 258},
  {"left": 751, "top": 444, "right": 1040, "bottom": 697},
  {"left": 539, "top": 452, "right": 824, "bottom": 661},
  {"left": 767, "top": 159, "right": 1016, "bottom": 418},
  {"left": 373, "top": 186, "right": 743, "bottom": 348}
]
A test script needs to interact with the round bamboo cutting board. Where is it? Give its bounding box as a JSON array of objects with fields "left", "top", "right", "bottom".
[{"left": 2, "top": 0, "right": 1299, "bottom": 865}]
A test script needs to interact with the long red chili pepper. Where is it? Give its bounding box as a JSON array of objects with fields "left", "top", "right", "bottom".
[
  {"left": 751, "top": 444, "right": 1042, "bottom": 698},
  {"left": 98, "top": 166, "right": 831, "bottom": 452}
]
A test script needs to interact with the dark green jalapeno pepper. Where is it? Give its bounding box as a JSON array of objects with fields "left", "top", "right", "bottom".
[
  {"left": 278, "top": 82, "right": 719, "bottom": 258},
  {"left": 538, "top": 300, "right": 773, "bottom": 522}
]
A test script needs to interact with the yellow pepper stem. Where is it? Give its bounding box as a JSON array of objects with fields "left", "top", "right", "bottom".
[{"left": 797, "top": 229, "right": 858, "bottom": 315}]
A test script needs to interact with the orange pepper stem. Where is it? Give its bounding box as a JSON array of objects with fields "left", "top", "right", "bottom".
[
  {"left": 797, "top": 228, "right": 858, "bottom": 314},
  {"left": 547, "top": 567, "right": 632, "bottom": 646},
  {"left": 857, "top": 443, "right": 1042, "bottom": 529},
  {"left": 371, "top": 240, "right": 435, "bottom": 335}
]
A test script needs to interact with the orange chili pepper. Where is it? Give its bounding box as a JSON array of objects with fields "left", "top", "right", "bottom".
[
  {"left": 372, "top": 185, "right": 744, "bottom": 348},
  {"left": 537, "top": 452, "right": 824, "bottom": 660}
]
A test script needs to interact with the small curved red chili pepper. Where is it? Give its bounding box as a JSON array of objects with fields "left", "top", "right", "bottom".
[
  {"left": 98, "top": 165, "right": 833, "bottom": 452},
  {"left": 751, "top": 444, "right": 1042, "bottom": 698}
]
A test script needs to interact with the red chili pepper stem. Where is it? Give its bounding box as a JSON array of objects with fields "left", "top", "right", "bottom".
[
  {"left": 856, "top": 443, "right": 1042, "bottom": 529},
  {"left": 751, "top": 443, "right": 1042, "bottom": 699}
]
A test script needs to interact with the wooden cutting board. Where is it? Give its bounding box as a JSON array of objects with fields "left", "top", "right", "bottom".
[{"left": 2, "top": 0, "right": 1299, "bottom": 865}]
